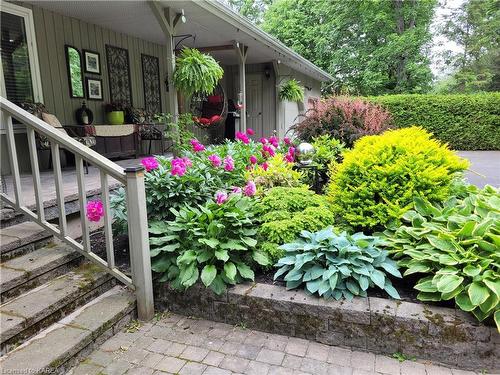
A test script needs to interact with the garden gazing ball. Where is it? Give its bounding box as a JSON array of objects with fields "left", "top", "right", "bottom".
[{"left": 296, "top": 143, "right": 315, "bottom": 165}]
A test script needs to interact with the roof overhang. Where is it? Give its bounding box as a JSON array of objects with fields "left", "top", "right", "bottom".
[{"left": 24, "top": 0, "right": 332, "bottom": 82}]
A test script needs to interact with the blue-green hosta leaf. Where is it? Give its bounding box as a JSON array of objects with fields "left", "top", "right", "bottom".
[
  {"left": 306, "top": 279, "right": 322, "bottom": 294},
  {"left": 456, "top": 291, "right": 476, "bottom": 311},
  {"left": 342, "top": 289, "right": 354, "bottom": 301},
  {"left": 371, "top": 269, "right": 386, "bottom": 289},
  {"left": 237, "top": 263, "right": 254, "bottom": 280},
  {"left": 329, "top": 273, "right": 339, "bottom": 290},
  {"left": 284, "top": 269, "right": 303, "bottom": 282},
  {"left": 346, "top": 280, "right": 360, "bottom": 295},
  {"left": 322, "top": 267, "right": 337, "bottom": 280},
  {"left": 358, "top": 275, "right": 369, "bottom": 291},
  {"left": 318, "top": 280, "right": 331, "bottom": 296},
  {"left": 315, "top": 227, "right": 334, "bottom": 242},
  {"left": 274, "top": 265, "right": 291, "bottom": 280},
  {"left": 303, "top": 265, "right": 324, "bottom": 282},
  {"left": 379, "top": 262, "right": 402, "bottom": 278},
  {"left": 223, "top": 262, "right": 237, "bottom": 282},
  {"left": 353, "top": 267, "right": 371, "bottom": 276},
  {"left": 286, "top": 279, "right": 302, "bottom": 290},
  {"left": 483, "top": 279, "right": 500, "bottom": 299},
  {"left": 201, "top": 264, "right": 217, "bottom": 287},
  {"left": 468, "top": 282, "right": 490, "bottom": 306},
  {"left": 463, "top": 265, "right": 482, "bottom": 277},
  {"left": 383, "top": 281, "right": 400, "bottom": 299},
  {"left": 436, "top": 274, "right": 464, "bottom": 294},
  {"left": 338, "top": 265, "right": 352, "bottom": 276},
  {"left": 276, "top": 256, "right": 297, "bottom": 266}
]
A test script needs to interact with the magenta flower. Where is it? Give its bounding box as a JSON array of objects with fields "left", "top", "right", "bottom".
[
  {"left": 232, "top": 186, "right": 242, "bottom": 194},
  {"left": 262, "top": 144, "right": 275, "bottom": 157},
  {"left": 224, "top": 156, "right": 234, "bottom": 171},
  {"left": 171, "top": 158, "right": 188, "bottom": 176},
  {"left": 284, "top": 152, "right": 294, "bottom": 163},
  {"left": 236, "top": 131, "right": 250, "bottom": 144},
  {"left": 243, "top": 181, "right": 256, "bottom": 197},
  {"left": 284, "top": 137, "right": 291, "bottom": 145},
  {"left": 246, "top": 128, "right": 255, "bottom": 136},
  {"left": 86, "top": 200, "right": 104, "bottom": 222},
  {"left": 141, "top": 157, "right": 159, "bottom": 172},
  {"left": 208, "top": 154, "right": 222, "bottom": 167},
  {"left": 182, "top": 157, "right": 193, "bottom": 167},
  {"left": 215, "top": 191, "right": 228, "bottom": 205},
  {"left": 269, "top": 136, "right": 279, "bottom": 148},
  {"left": 288, "top": 146, "right": 295, "bottom": 156},
  {"left": 249, "top": 155, "right": 258, "bottom": 164},
  {"left": 261, "top": 162, "right": 269, "bottom": 171},
  {"left": 259, "top": 137, "right": 268, "bottom": 144}
]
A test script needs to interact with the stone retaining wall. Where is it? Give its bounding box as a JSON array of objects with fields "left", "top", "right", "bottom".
[{"left": 155, "top": 282, "right": 499, "bottom": 372}]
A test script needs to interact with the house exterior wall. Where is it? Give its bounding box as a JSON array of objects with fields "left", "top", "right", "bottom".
[
  {"left": 276, "top": 65, "right": 321, "bottom": 138},
  {"left": 16, "top": 2, "right": 170, "bottom": 125}
]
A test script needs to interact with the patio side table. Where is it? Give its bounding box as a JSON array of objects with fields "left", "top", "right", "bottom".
[{"left": 139, "top": 123, "right": 166, "bottom": 155}]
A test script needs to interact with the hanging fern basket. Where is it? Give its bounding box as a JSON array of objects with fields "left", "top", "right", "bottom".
[
  {"left": 173, "top": 48, "right": 224, "bottom": 98},
  {"left": 279, "top": 79, "right": 305, "bottom": 102}
]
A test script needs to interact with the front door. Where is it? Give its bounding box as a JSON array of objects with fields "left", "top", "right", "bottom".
[{"left": 245, "top": 73, "right": 263, "bottom": 138}]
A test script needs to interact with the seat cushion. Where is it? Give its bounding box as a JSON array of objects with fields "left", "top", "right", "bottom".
[{"left": 41, "top": 113, "right": 68, "bottom": 135}]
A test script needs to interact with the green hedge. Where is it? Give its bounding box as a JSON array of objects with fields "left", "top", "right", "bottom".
[{"left": 367, "top": 93, "right": 500, "bottom": 150}]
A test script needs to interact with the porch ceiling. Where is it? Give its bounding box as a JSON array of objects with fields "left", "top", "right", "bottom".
[{"left": 25, "top": 0, "right": 332, "bottom": 81}]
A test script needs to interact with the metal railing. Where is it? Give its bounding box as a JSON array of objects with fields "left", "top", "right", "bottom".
[{"left": 0, "top": 97, "right": 154, "bottom": 320}]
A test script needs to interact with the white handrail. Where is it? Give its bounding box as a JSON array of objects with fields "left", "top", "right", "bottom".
[
  {"left": 0, "top": 97, "right": 154, "bottom": 320},
  {"left": 0, "top": 97, "right": 126, "bottom": 183}
]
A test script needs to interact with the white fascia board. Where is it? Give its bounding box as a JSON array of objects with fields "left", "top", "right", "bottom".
[{"left": 185, "top": 0, "right": 333, "bottom": 82}]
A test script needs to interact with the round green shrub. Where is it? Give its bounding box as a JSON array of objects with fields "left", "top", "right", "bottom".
[{"left": 327, "top": 127, "right": 469, "bottom": 230}]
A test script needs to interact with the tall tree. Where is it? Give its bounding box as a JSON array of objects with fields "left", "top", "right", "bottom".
[
  {"left": 437, "top": 0, "right": 499, "bottom": 92},
  {"left": 225, "top": 0, "right": 273, "bottom": 24},
  {"left": 262, "top": 0, "right": 437, "bottom": 95}
]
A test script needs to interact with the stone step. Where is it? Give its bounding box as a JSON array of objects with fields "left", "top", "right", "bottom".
[
  {"left": 0, "top": 264, "right": 115, "bottom": 354},
  {"left": 0, "top": 286, "right": 136, "bottom": 374},
  {"left": 0, "top": 221, "right": 52, "bottom": 261},
  {"left": 0, "top": 241, "right": 82, "bottom": 303}
]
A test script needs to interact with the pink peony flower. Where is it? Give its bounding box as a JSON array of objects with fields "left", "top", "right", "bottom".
[
  {"left": 224, "top": 156, "right": 234, "bottom": 171},
  {"left": 182, "top": 157, "right": 192, "bottom": 167},
  {"left": 284, "top": 137, "right": 291, "bottom": 145},
  {"left": 259, "top": 137, "right": 268, "bottom": 144},
  {"left": 261, "top": 162, "right": 269, "bottom": 171},
  {"left": 249, "top": 155, "right": 258, "bottom": 164},
  {"left": 236, "top": 131, "right": 250, "bottom": 144},
  {"left": 243, "top": 181, "right": 256, "bottom": 197},
  {"left": 262, "top": 144, "right": 275, "bottom": 157},
  {"left": 246, "top": 128, "right": 255, "bottom": 136},
  {"left": 232, "top": 186, "right": 242, "bottom": 194},
  {"left": 141, "top": 157, "right": 159, "bottom": 172},
  {"left": 208, "top": 154, "right": 222, "bottom": 167},
  {"left": 171, "top": 158, "right": 187, "bottom": 176},
  {"left": 86, "top": 200, "right": 104, "bottom": 222},
  {"left": 269, "top": 136, "right": 279, "bottom": 148},
  {"left": 215, "top": 191, "right": 228, "bottom": 205}
]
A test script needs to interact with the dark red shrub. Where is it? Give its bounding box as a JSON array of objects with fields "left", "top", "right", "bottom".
[{"left": 291, "top": 96, "right": 392, "bottom": 146}]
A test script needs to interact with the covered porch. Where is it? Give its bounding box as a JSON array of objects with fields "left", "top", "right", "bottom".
[{"left": 1, "top": 0, "right": 330, "bottom": 175}]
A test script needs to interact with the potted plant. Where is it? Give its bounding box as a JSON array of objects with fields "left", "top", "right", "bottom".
[
  {"left": 173, "top": 48, "right": 224, "bottom": 98},
  {"left": 279, "top": 79, "right": 305, "bottom": 102},
  {"left": 104, "top": 102, "right": 125, "bottom": 125}
]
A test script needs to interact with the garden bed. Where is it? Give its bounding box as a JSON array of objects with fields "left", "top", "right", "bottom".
[{"left": 154, "top": 281, "right": 498, "bottom": 372}]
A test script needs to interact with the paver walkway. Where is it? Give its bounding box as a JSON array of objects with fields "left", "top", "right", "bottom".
[
  {"left": 458, "top": 151, "right": 500, "bottom": 188},
  {"left": 69, "top": 313, "right": 480, "bottom": 375}
]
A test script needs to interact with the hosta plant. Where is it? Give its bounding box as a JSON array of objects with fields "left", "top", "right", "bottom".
[
  {"left": 382, "top": 184, "right": 500, "bottom": 329},
  {"left": 275, "top": 227, "right": 401, "bottom": 300},
  {"left": 149, "top": 195, "right": 269, "bottom": 295}
]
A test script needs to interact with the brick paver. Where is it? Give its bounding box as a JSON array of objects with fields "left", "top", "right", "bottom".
[{"left": 68, "top": 313, "right": 482, "bottom": 375}]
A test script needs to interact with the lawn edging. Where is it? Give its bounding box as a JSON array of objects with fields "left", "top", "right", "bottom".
[{"left": 154, "top": 281, "right": 498, "bottom": 372}]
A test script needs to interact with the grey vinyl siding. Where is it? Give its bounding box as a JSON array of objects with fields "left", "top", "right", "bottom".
[{"left": 16, "top": 2, "right": 169, "bottom": 125}]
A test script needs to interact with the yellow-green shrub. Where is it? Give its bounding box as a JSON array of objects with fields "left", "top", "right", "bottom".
[
  {"left": 256, "top": 187, "right": 335, "bottom": 265},
  {"left": 245, "top": 154, "right": 303, "bottom": 194},
  {"left": 327, "top": 127, "right": 469, "bottom": 230}
]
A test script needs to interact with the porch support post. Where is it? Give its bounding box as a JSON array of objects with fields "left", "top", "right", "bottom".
[
  {"left": 235, "top": 42, "right": 248, "bottom": 133},
  {"left": 272, "top": 60, "right": 280, "bottom": 136},
  {"left": 125, "top": 166, "right": 154, "bottom": 321},
  {"left": 150, "top": 2, "right": 178, "bottom": 120}
]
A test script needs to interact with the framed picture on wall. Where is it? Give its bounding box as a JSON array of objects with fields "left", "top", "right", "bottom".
[
  {"left": 86, "top": 78, "right": 103, "bottom": 100},
  {"left": 83, "top": 50, "right": 101, "bottom": 74}
]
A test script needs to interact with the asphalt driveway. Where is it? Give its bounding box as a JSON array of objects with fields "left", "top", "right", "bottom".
[{"left": 458, "top": 151, "right": 500, "bottom": 188}]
